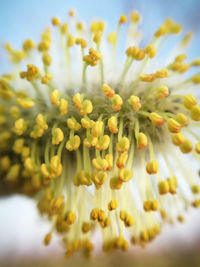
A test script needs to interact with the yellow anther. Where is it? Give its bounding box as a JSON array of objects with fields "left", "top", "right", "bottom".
[
  {"left": 110, "top": 176, "right": 123, "bottom": 190},
  {"left": 175, "top": 113, "right": 188, "bottom": 126},
  {"left": 143, "top": 201, "right": 151, "bottom": 212},
  {"left": 36, "top": 114, "right": 48, "bottom": 130},
  {"left": 16, "top": 90, "right": 27, "bottom": 98},
  {"left": 0, "top": 78, "right": 14, "bottom": 99},
  {"left": 135, "top": 49, "right": 146, "bottom": 60},
  {"left": 76, "top": 21, "right": 84, "bottom": 32},
  {"left": 130, "top": 10, "right": 141, "bottom": 23},
  {"left": 183, "top": 94, "right": 197, "bottom": 110},
  {"left": 44, "top": 233, "right": 52, "bottom": 246},
  {"left": 13, "top": 138, "right": 24, "bottom": 154},
  {"left": 116, "top": 153, "right": 128, "bottom": 169},
  {"left": 108, "top": 32, "right": 117, "bottom": 45},
  {"left": 90, "top": 208, "right": 99, "bottom": 220},
  {"left": 108, "top": 116, "right": 118, "bottom": 133},
  {"left": 119, "top": 169, "right": 133, "bottom": 182},
  {"left": 192, "top": 185, "right": 200, "bottom": 194},
  {"left": 192, "top": 200, "right": 200, "bottom": 208},
  {"left": 155, "top": 68, "right": 170, "bottom": 78},
  {"left": 136, "top": 132, "right": 148, "bottom": 150},
  {"left": 93, "top": 31, "right": 102, "bottom": 44},
  {"left": 146, "top": 160, "right": 159, "bottom": 174},
  {"left": 66, "top": 135, "right": 81, "bottom": 151},
  {"left": 92, "top": 171, "right": 107, "bottom": 189},
  {"left": 178, "top": 215, "right": 184, "bottom": 223},
  {"left": 50, "top": 89, "right": 60, "bottom": 106},
  {"left": 73, "top": 93, "right": 83, "bottom": 109},
  {"left": 14, "top": 118, "right": 27, "bottom": 135},
  {"left": 89, "top": 48, "right": 102, "bottom": 60},
  {"left": 41, "top": 74, "right": 52, "bottom": 84},
  {"left": 154, "top": 24, "right": 167, "bottom": 38},
  {"left": 96, "top": 135, "right": 110, "bottom": 151},
  {"left": 92, "top": 121, "right": 103, "bottom": 137},
  {"left": 67, "top": 34, "right": 75, "bottom": 47},
  {"left": 158, "top": 180, "right": 169, "bottom": 195},
  {"left": 124, "top": 215, "right": 134, "bottom": 227},
  {"left": 180, "top": 139, "right": 193, "bottom": 153},
  {"left": 169, "top": 23, "right": 182, "bottom": 34},
  {"left": 105, "top": 153, "right": 113, "bottom": 171},
  {"left": 50, "top": 155, "right": 63, "bottom": 177},
  {"left": 129, "top": 95, "right": 141, "bottom": 111},
  {"left": 0, "top": 156, "right": 11, "bottom": 171},
  {"left": 17, "top": 98, "right": 35, "bottom": 109},
  {"left": 61, "top": 23, "right": 68, "bottom": 34},
  {"left": 149, "top": 112, "right": 164, "bottom": 126},
  {"left": 181, "top": 32, "right": 193, "bottom": 46},
  {"left": 41, "top": 76, "right": 49, "bottom": 84},
  {"left": 67, "top": 118, "right": 81, "bottom": 131},
  {"left": 66, "top": 211, "right": 76, "bottom": 225},
  {"left": 101, "top": 84, "right": 115, "bottom": 98},
  {"left": 116, "top": 137, "right": 130, "bottom": 153},
  {"left": 52, "top": 128, "right": 64, "bottom": 145},
  {"left": 120, "top": 210, "right": 126, "bottom": 221},
  {"left": 80, "top": 100, "right": 93, "bottom": 116},
  {"left": 192, "top": 73, "right": 200, "bottom": 84},
  {"left": 38, "top": 40, "right": 50, "bottom": 52},
  {"left": 139, "top": 73, "right": 156, "bottom": 82},
  {"left": 24, "top": 157, "right": 35, "bottom": 172},
  {"left": 151, "top": 200, "right": 159, "bottom": 211},
  {"left": 21, "top": 146, "right": 30, "bottom": 159},
  {"left": 98, "top": 210, "right": 106, "bottom": 222},
  {"left": 82, "top": 222, "right": 91, "bottom": 233},
  {"left": 167, "top": 177, "right": 177, "bottom": 194},
  {"left": 92, "top": 157, "right": 108, "bottom": 171},
  {"left": 6, "top": 164, "right": 20, "bottom": 182},
  {"left": 108, "top": 200, "right": 118, "bottom": 211},
  {"left": 76, "top": 38, "right": 87, "bottom": 48},
  {"left": 84, "top": 136, "right": 97, "bottom": 148},
  {"left": 73, "top": 170, "right": 92, "bottom": 186},
  {"left": 30, "top": 125, "right": 44, "bottom": 138},
  {"left": 9, "top": 106, "right": 20, "bottom": 120},
  {"left": 175, "top": 54, "right": 187, "bottom": 62},
  {"left": 23, "top": 39, "right": 35, "bottom": 51},
  {"left": 111, "top": 94, "right": 123, "bottom": 111},
  {"left": 42, "top": 53, "right": 52, "bottom": 66},
  {"left": 190, "top": 106, "right": 200, "bottom": 121},
  {"left": 52, "top": 17, "right": 60, "bottom": 26},
  {"left": 91, "top": 21, "right": 105, "bottom": 33},
  {"left": 192, "top": 59, "right": 200, "bottom": 66},
  {"left": 119, "top": 14, "right": 127, "bottom": 24},
  {"left": 172, "top": 133, "right": 186, "bottom": 146},
  {"left": 59, "top": 99, "right": 68, "bottom": 115},
  {"left": 167, "top": 118, "right": 181, "bottom": 133},
  {"left": 69, "top": 9, "right": 75, "bottom": 17},
  {"left": 81, "top": 117, "right": 95, "bottom": 129},
  {"left": 160, "top": 209, "right": 167, "bottom": 220},
  {"left": 23, "top": 64, "right": 39, "bottom": 81},
  {"left": 195, "top": 143, "right": 200, "bottom": 154},
  {"left": 100, "top": 217, "right": 111, "bottom": 228},
  {"left": 50, "top": 195, "right": 64, "bottom": 213},
  {"left": 145, "top": 44, "right": 156, "bottom": 58}
]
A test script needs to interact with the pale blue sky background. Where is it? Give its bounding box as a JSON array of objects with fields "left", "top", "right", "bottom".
[{"left": 0, "top": 0, "right": 200, "bottom": 73}]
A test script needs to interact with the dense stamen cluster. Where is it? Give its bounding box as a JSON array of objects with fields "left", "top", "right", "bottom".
[{"left": 0, "top": 8, "right": 200, "bottom": 258}]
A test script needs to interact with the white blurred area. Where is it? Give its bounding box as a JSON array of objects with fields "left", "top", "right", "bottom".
[{"left": 0, "top": 195, "right": 200, "bottom": 259}]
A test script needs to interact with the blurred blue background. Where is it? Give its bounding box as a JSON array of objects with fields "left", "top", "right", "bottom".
[{"left": 0, "top": 0, "right": 200, "bottom": 74}]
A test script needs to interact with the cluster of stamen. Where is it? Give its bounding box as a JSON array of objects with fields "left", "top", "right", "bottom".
[{"left": 0, "top": 8, "right": 200, "bottom": 258}]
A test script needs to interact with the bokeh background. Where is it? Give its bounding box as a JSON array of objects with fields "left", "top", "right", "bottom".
[{"left": 0, "top": 0, "right": 200, "bottom": 266}]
